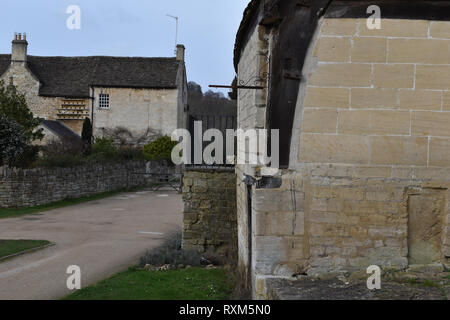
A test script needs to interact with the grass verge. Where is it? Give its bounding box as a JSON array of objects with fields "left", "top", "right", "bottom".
[
  {"left": 0, "top": 188, "right": 138, "bottom": 220},
  {"left": 0, "top": 240, "right": 51, "bottom": 261},
  {"left": 64, "top": 267, "right": 233, "bottom": 300}
]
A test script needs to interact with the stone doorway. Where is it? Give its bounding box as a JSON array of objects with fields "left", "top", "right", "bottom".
[{"left": 408, "top": 190, "right": 445, "bottom": 265}]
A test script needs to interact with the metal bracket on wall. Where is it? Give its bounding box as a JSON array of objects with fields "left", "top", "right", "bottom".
[
  {"left": 297, "top": 0, "right": 310, "bottom": 8},
  {"left": 243, "top": 174, "right": 283, "bottom": 189},
  {"left": 209, "top": 53, "right": 271, "bottom": 91},
  {"left": 238, "top": 53, "right": 271, "bottom": 88}
]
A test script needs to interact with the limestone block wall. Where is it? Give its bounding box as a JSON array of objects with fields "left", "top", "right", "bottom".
[
  {"left": 236, "top": 24, "right": 272, "bottom": 288},
  {"left": 298, "top": 18, "right": 450, "bottom": 168},
  {"left": 236, "top": 165, "right": 251, "bottom": 286},
  {"left": 1, "top": 63, "right": 60, "bottom": 120},
  {"left": 0, "top": 161, "right": 147, "bottom": 208},
  {"left": 252, "top": 174, "right": 306, "bottom": 275},
  {"left": 253, "top": 165, "right": 450, "bottom": 299},
  {"left": 182, "top": 168, "right": 237, "bottom": 262},
  {"left": 92, "top": 87, "right": 179, "bottom": 139},
  {"left": 176, "top": 61, "right": 188, "bottom": 130},
  {"left": 237, "top": 25, "right": 270, "bottom": 176},
  {"left": 287, "top": 18, "right": 450, "bottom": 275},
  {"left": 60, "top": 120, "right": 84, "bottom": 136},
  {"left": 244, "top": 18, "right": 450, "bottom": 299},
  {"left": 237, "top": 26, "right": 267, "bottom": 132}
]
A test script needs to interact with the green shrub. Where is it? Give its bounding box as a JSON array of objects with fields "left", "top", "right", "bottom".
[
  {"left": 91, "top": 137, "right": 117, "bottom": 157},
  {"left": 116, "top": 147, "right": 146, "bottom": 161},
  {"left": 8, "top": 145, "right": 40, "bottom": 168},
  {"left": 81, "top": 118, "right": 93, "bottom": 155},
  {"left": 139, "top": 232, "right": 203, "bottom": 267},
  {"left": 0, "top": 114, "right": 27, "bottom": 166},
  {"left": 32, "top": 138, "right": 144, "bottom": 168},
  {"left": 0, "top": 81, "right": 43, "bottom": 142},
  {"left": 142, "top": 136, "right": 177, "bottom": 163},
  {"left": 139, "top": 232, "right": 226, "bottom": 268},
  {"left": 81, "top": 118, "right": 93, "bottom": 144},
  {"left": 42, "top": 137, "right": 83, "bottom": 158},
  {"left": 28, "top": 137, "right": 85, "bottom": 169},
  {"left": 33, "top": 154, "right": 85, "bottom": 168}
]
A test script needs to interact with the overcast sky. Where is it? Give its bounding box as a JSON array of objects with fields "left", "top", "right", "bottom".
[{"left": 0, "top": 0, "right": 250, "bottom": 95}]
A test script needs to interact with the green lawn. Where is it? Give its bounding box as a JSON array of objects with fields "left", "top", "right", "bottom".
[
  {"left": 64, "top": 267, "right": 233, "bottom": 300},
  {"left": 0, "top": 240, "right": 51, "bottom": 260},
  {"left": 0, "top": 189, "right": 132, "bottom": 219}
]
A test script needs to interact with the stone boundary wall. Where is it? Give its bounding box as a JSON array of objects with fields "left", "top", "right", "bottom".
[
  {"left": 252, "top": 164, "right": 450, "bottom": 299},
  {"left": 0, "top": 161, "right": 147, "bottom": 208},
  {"left": 182, "top": 167, "right": 237, "bottom": 262}
]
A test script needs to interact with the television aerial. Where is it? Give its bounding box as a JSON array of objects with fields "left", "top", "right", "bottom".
[{"left": 167, "top": 14, "right": 179, "bottom": 53}]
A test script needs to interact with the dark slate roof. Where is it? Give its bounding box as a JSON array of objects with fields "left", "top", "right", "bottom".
[
  {"left": 234, "top": 0, "right": 261, "bottom": 71},
  {"left": 42, "top": 120, "right": 81, "bottom": 140},
  {"left": 0, "top": 54, "right": 180, "bottom": 98}
]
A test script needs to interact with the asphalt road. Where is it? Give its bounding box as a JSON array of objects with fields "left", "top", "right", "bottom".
[{"left": 0, "top": 189, "right": 183, "bottom": 300}]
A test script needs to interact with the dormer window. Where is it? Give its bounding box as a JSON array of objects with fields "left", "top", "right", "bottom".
[{"left": 99, "top": 93, "right": 110, "bottom": 109}]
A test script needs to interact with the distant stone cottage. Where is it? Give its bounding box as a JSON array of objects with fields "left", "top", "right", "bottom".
[
  {"left": 234, "top": 0, "right": 450, "bottom": 299},
  {"left": 0, "top": 33, "right": 188, "bottom": 143}
]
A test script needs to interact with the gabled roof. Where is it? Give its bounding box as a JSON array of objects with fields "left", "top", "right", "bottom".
[
  {"left": 234, "top": 0, "right": 261, "bottom": 71},
  {"left": 42, "top": 120, "right": 81, "bottom": 140},
  {"left": 0, "top": 55, "right": 180, "bottom": 98}
]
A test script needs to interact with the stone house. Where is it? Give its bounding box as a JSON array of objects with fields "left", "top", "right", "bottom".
[
  {"left": 0, "top": 34, "right": 188, "bottom": 143},
  {"left": 234, "top": 0, "right": 450, "bottom": 299}
]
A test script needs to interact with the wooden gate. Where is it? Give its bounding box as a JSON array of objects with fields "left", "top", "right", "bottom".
[{"left": 187, "top": 105, "right": 237, "bottom": 166}]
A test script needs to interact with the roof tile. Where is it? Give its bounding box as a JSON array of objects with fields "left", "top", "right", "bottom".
[{"left": 0, "top": 55, "right": 179, "bottom": 98}]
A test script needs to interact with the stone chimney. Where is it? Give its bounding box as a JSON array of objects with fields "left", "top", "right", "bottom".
[
  {"left": 176, "top": 44, "right": 185, "bottom": 62},
  {"left": 11, "top": 33, "right": 28, "bottom": 65}
]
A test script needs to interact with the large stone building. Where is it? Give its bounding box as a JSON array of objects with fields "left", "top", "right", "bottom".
[
  {"left": 234, "top": 0, "right": 450, "bottom": 299},
  {"left": 0, "top": 34, "right": 187, "bottom": 142}
]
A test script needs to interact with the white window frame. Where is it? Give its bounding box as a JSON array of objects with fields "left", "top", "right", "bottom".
[{"left": 98, "top": 93, "right": 110, "bottom": 109}]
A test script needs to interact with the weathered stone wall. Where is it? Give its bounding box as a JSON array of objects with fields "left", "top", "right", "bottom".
[
  {"left": 253, "top": 165, "right": 450, "bottom": 299},
  {"left": 237, "top": 16, "right": 450, "bottom": 299},
  {"left": 92, "top": 87, "right": 180, "bottom": 140},
  {"left": 256, "top": 18, "right": 450, "bottom": 298},
  {"left": 235, "top": 166, "right": 251, "bottom": 287},
  {"left": 60, "top": 119, "right": 85, "bottom": 136},
  {"left": 176, "top": 60, "right": 189, "bottom": 130},
  {"left": 236, "top": 24, "right": 272, "bottom": 289},
  {"left": 298, "top": 18, "right": 450, "bottom": 168},
  {"left": 0, "top": 161, "right": 147, "bottom": 208},
  {"left": 237, "top": 25, "right": 270, "bottom": 176},
  {"left": 1, "top": 63, "right": 61, "bottom": 121},
  {"left": 295, "top": 18, "right": 450, "bottom": 275},
  {"left": 182, "top": 168, "right": 237, "bottom": 262}
]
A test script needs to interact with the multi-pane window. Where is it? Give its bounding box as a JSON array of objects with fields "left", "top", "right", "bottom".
[{"left": 99, "top": 94, "right": 110, "bottom": 109}]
